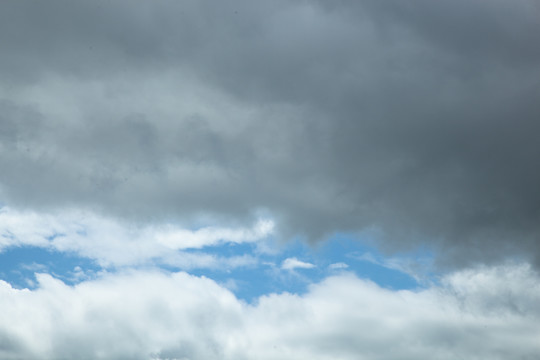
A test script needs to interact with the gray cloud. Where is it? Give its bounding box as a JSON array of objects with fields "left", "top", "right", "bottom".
[{"left": 1, "top": 0, "right": 539, "bottom": 267}]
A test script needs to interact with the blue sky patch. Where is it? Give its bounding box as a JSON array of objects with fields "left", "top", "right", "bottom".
[
  {"left": 0, "top": 246, "right": 100, "bottom": 289},
  {"left": 0, "top": 230, "right": 429, "bottom": 302}
]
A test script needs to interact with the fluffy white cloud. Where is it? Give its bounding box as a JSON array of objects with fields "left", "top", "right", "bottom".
[
  {"left": 0, "top": 264, "right": 538, "bottom": 359},
  {"left": 0, "top": 207, "right": 272, "bottom": 268}
]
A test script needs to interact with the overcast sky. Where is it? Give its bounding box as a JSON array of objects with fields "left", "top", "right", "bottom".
[{"left": 1, "top": 1, "right": 540, "bottom": 359}]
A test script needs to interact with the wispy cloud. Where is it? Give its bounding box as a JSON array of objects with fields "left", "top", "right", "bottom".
[
  {"left": 351, "top": 251, "right": 434, "bottom": 283},
  {"left": 281, "top": 257, "right": 315, "bottom": 270},
  {"left": 0, "top": 207, "right": 272, "bottom": 268},
  {"left": 328, "top": 262, "right": 349, "bottom": 270}
]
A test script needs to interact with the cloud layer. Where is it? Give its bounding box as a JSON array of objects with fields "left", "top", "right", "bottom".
[
  {"left": 0, "top": 264, "right": 539, "bottom": 360},
  {"left": 1, "top": 2, "right": 539, "bottom": 266}
]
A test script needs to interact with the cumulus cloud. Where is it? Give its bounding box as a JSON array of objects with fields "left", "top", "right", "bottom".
[
  {"left": 1, "top": 0, "right": 539, "bottom": 267},
  {"left": 0, "top": 264, "right": 539, "bottom": 360}
]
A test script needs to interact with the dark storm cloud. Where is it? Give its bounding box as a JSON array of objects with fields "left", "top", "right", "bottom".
[{"left": 1, "top": 0, "right": 539, "bottom": 267}]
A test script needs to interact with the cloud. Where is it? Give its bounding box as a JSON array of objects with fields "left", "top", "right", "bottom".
[
  {"left": 0, "top": 264, "right": 539, "bottom": 359},
  {"left": 281, "top": 257, "right": 315, "bottom": 270},
  {"left": 351, "top": 251, "right": 434, "bottom": 283},
  {"left": 2, "top": 3, "right": 539, "bottom": 357},
  {"left": 156, "top": 219, "right": 274, "bottom": 250},
  {"left": 0, "top": 207, "right": 270, "bottom": 268},
  {"left": 328, "top": 262, "right": 349, "bottom": 270},
  {"left": 1, "top": 0, "right": 540, "bottom": 269}
]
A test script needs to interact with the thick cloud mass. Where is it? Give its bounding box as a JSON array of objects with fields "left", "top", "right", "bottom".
[
  {"left": 1, "top": 0, "right": 540, "bottom": 266},
  {"left": 0, "top": 265, "right": 539, "bottom": 359}
]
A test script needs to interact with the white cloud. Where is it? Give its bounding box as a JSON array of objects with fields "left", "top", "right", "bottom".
[
  {"left": 281, "top": 257, "right": 315, "bottom": 270},
  {"left": 328, "top": 262, "right": 349, "bottom": 270},
  {"left": 0, "top": 264, "right": 538, "bottom": 359},
  {"left": 0, "top": 207, "right": 272, "bottom": 268},
  {"left": 155, "top": 219, "right": 274, "bottom": 250}
]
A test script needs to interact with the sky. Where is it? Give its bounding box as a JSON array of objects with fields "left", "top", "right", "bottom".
[{"left": 0, "top": 0, "right": 540, "bottom": 359}]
